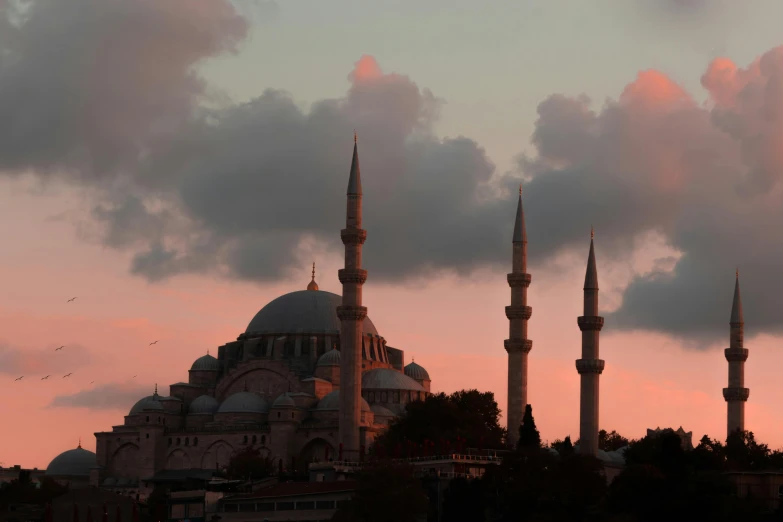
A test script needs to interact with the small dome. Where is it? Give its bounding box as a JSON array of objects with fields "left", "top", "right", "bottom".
[
  {"left": 189, "top": 395, "right": 220, "bottom": 415},
  {"left": 129, "top": 395, "right": 164, "bottom": 415},
  {"left": 191, "top": 353, "right": 220, "bottom": 371},
  {"left": 370, "top": 404, "right": 395, "bottom": 417},
  {"left": 272, "top": 393, "right": 296, "bottom": 408},
  {"left": 404, "top": 361, "right": 430, "bottom": 381},
  {"left": 362, "top": 368, "right": 425, "bottom": 391},
  {"left": 217, "top": 391, "right": 269, "bottom": 414},
  {"left": 316, "top": 390, "right": 370, "bottom": 412},
  {"left": 46, "top": 446, "right": 97, "bottom": 477},
  {"left": 317, "top": 349, "right": 341, "bottom": 367}
]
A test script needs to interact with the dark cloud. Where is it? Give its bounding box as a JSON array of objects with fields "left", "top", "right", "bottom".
[
  {"left": 49, "top": 382, "right": 151, "bottom": 411},
  {"left": 2, "top": 0, "right": 783, "bottom": 344},
  {"left": 0, "top": 342, "right": 92, "bottom": 376}
]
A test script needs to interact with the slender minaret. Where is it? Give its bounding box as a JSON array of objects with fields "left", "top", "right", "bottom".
[
  {"left": 337, "top": 132, "right": 368, "bottom": 461},
  {"left": 576, "top": 227, "right": 605, "bottom": 457},
  {"left": 723, "top": 269, "right": 749, "bottom": 438},
  {"left": 504, "top": 185, "right": 532, "bottom": 448}
]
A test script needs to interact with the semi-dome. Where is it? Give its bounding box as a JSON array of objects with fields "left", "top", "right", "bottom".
[
  {"left": 46, "top": 445, "right": 97, "bottom": 477},
  {"left": 191, "top": 353, "right": 219, "bottom": 371},
  {"left": 316, "top": 390, "right": 370, "bottom": 412},
  {"left": 129, "top": 394, "right": 164, "bottom": 415},
  {"left": 272, "top": 393, "right": 296, "bottom": 408},
  {"left": 404, "top": 361, "right": 430, "bottom": 381},
  {"left": 218, "top": 391, "right": 269, "bottom": 414},
  {"left": 362, "top": 368, "right": 425, "bottom": 391},
  {"left": 245, "top": 290, "right": 379, "bottom": 336},
  {"left": 189, "top": 395, "right": 220, "bottom": 415},
  {"left": 370, "top": 404, "right": 395, "bottom": 417},
  {"left": 316, "top": 349, "right": 341, "bottom": 367}
]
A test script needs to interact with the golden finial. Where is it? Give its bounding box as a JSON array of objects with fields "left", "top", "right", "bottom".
[
  {"left": 312, "top": 262, "right": 316, "bottom": 281},
  {"left": 78, "top": 437, "right": 81, "bottom": 449},
  {"left": 354, "top": 130, "right": 357, "bottom": 144},
  {"left": 307, "top": 262, "right": 319, "bottom": 291},
  {"left": 590, "top": 225, "right": 594, "bottom": 240},
  {"left": 154, "top": 383, "right": 158, "bottom": 395},
  {"left": 736, "top": 267, "right": 739, "bottom": 278},
  {"left": 519, "top": 184, "right": 522, "bottom": 196},
  {"left": 207, "top": 349, "right": 209, "bottom": 356}
]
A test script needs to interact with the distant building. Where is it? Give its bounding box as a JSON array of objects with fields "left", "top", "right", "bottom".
[{"left": 646, "top": 427, "right": 694, "bottom": 451}]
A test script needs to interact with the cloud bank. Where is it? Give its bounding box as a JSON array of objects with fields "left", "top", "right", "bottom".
[
  {"left": 0, "top": 342, "right": 92, "bottom": 377},
  {"left": 49, "top": 382, "right": 153, "bottom": 411},
  {"left": 2, "top": 0, "right": 783, "bottom": 342}
]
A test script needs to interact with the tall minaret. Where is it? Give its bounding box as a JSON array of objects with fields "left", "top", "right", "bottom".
[
  {"left": 337, "top": 132, "right": 368, "bottom": 461},
  {"left": 723, "top": 269, "right": 749, "bottom": 437},
  {"left": 504, "top": 185, "right": 532, "bottom": 448},
  {"left": 576, "top": 228, "right": 605, "bottom": 457}
]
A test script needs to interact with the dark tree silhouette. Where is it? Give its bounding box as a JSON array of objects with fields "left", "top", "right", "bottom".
[
  {"left": 725, "top": 429, "right": 771, "bottom": 471},
  {"left": 331, "top": 461, "right": 428, "bottom": 522},
  {"left": 599, "top": 430, "right": 630, "bottom": 452},
  {"left": 517, "top": 404, "right": 541, "bottom": 450},
  {"left": 226, "top": 445, "right": 274, "bottom": 480},
  {"left": 550, "top": 435, "right": 575, "bottom": 457}
]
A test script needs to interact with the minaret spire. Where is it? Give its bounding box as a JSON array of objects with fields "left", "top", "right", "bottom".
[
  {"left": 724, "top": 269, "right": 749, "bottom": 437},
  {"left": 338, "top": 134, "right": 369, "bottom": 461},
  {"left": 576, "top": 228, "right": 605, "bottom": 456},
  {"left": 307, "top": 262, "right": 319, "bottom": 291},
  {"left": 505, "top": 184, "right": 533, "bottom": 448}
]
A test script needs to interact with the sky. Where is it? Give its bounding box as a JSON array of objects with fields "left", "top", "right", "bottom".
[{"left": 2, "top": 0, "right": 783, "bottom": 468}]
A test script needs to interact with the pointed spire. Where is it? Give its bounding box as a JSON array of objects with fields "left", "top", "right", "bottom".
[
  {"left": 584, "top": 228, "right": 598, "bottom": 290},
  {"left": 731, "top": 268, "right": 744, "bottom": 324},
  {"left": 153, "top": 383, "right": 158, "bottom": 396},
  {"left": 78, "top": 437, "right": 81, "bottom": 449},
  {"left": 512, "top": 184, "right": 527, "bottom": 243},
  {"left": 307, "top": 262, "right": 319, "bottom": 291},
  {"left": 347, "top": 133, "right": 362, "bottom": 195}
]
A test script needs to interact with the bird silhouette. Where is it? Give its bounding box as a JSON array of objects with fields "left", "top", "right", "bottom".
[
  {"left": 132, "top": 375, "right": 137, "bottom": 378},
  {"left": 90, "top": 381, "right": 95, "bottom": 384},
  {"left": 55, "top": 345, "right": 65, "bottom": 351},
  {"left": 63, "top": 373, "right": 72, "bottom": 378},
  {"left": 148, "top": 340, "right": 159, "bottom": 346},
  {"left": 66, "top": 297, "right": 77, "bottom": 303},
  {"left": 41, "top": 375, "right": 51, "bottom": 380},
  {"left": 14, "top": 376, "right": 23, "bottom": 381}
]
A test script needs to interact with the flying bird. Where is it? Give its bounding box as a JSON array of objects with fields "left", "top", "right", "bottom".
[
  {"left": 14, "top": 376, "right": 23, "bottom": 381},
  {"left": 148, "top": 340, "right": 159, "bottom": 345},
  {"left": 66, "top": 297, "right": 77, "bottom": 303},
  {"left": 63, "top": 373, "right": 72, "bottom": 378},
  {"left": 41, "top": 375, "right": 51, "bottom": 380},
  {"left": 90, "top": 381, "right": 95, "bottom": 384},
  {"left": 132, "top": 375, "right": 137, "bottom": 378},
  {"left": 55, "top": 345, "right": 65, "bottom": 351}
]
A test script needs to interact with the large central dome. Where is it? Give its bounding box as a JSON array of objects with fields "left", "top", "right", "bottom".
[{"left": 246, "top": 290, "right": 379, "bottom": 336}]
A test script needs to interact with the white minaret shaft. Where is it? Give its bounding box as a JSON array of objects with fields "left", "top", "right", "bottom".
[
  {"left": 723, "top": 270, "right": 749, "bottom": 437},
  {"left": 505, "top": 186, "right": 532, "bottom": 448},
  {"left": 576, "top": 229, "right": 604, "bottom": 457},
  {"left": 337, "top": 133, "right": 367, "bottom": 461}
]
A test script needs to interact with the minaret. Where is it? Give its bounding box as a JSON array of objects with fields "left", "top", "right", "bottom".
[
  {"left": 576, "top": 227, "right": 605, "bottom": 456},
  {"left": 504, "top": 185, "right": 532, "bottom": 448},
  {"left": 337, "top": 132, "right": 368, "bottom": 461},
  {"left": 723, "top": 269, "right": 749, "bottom": 437}
]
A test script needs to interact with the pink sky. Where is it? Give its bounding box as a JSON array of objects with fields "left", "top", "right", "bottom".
[{"left": 2, "top": 180, "right": 781, "bottom": 470}]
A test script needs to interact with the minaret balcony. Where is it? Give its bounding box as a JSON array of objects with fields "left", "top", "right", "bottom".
[
  {"left": 507, "top": 273, "right": 532, "bottom": 288},
  {"left": 576, "top": 358, "right": 605, "bottom": 375},
  {"left": 338, "top": 269, "right": 368, "bottom": 285},
  {"left": 504, "top": 339, "right": 533, "bottom": 354},
  {"left": 577, "top": 316, "right": 604, "bottom": 331},
  {"left": 505, "top": 306, "right": 532, "bottom": 320},
  {"left": 336, "top": 305, "right": 368, "bottom": 321},
  {"left": 724, "top": 348, "right": 749, "bottom": 362},
  {"left": 341, "top": 228, "right": 367, "bottom": 245},
  {"left": 722, "top": 387, "right": 750, "bottom": 402}
]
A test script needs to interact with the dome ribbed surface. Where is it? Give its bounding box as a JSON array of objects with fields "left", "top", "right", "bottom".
[
  {"left": 316, "top": 349, "right": 341, "bottom": 367},
  {"left": 404, "top": 361, "right": 430, "bottom": 381},
  {"left": 45, "top": 446, "right": 97, "bottom": 477},
  {"left": 217, "top": 391, "right": 269, "bottom": 414},
  {"left": 362, "top": 368, "right": 424, "bottom": 391},
  {"left": 316, "top": 390, "right": 370, "bottom": 412},
  {"left": 245, "top": 290, "right": 378, "bottom": 335},
  {"left": 129, "top": 395, "right": 164, "bottom": 415},
  {"left": 191, "top": 354, "right": 220, "bottom": 371},
  {"left": 189, "top": 395, "right": 220, "bottom": 415}
]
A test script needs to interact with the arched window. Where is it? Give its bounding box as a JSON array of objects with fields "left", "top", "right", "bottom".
[
  {"left": 277, "top": 412, "right": 281, "bottom": 419},
  {"left": 368, "top": 392, "right": 375, "bottom": 403},
  {"left": 194, "top": 437, "right": 198, "bottom": 446},
  {"left": 145, "top": 434, "right": 149, "bottom": 439},
  {"left": 185, "top": 437, "right": 189, "bottom": 446},
  {"left": 291, "top": 411, "right": 295, "bottom": 419},
  {"left": 176, "top": 437, "right": 181, "bottom": 446},
  {"left": 243, "top": 435, "right": 248, "bottom": 444},
  {"left": 261, "top": 435, "right": 267, "bottom": 445},
  {"left": 157, "top": 417, "right": 160, "bottom": 423},
  {"left": 145, "top": 416, "right": 149, "bottom": 422},
  {"left": 252, "top": 435, "right": 257, "bottom": 444},
  {"left": 381, "top": 391, "right": 388, "bottom": 403},
  {"left": 168, "top": 438, "right": 172, "bottom": 446},
  {"left": 393, "top": 391, "right": 400, "bottom": 404}
]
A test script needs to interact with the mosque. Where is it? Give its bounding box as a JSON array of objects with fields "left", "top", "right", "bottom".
[{"left": 41, "top": 135, "right": 749, "bottom": 499}]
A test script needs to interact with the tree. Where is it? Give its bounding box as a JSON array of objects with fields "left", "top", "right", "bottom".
[
  {"left": 372, "top": 389, "right": 506, "bottom": 453},
  {"left": 226, "top": 445, "right": 274, "bottom": 480},
  {"left": 550, "top": 436, "right": 575, "bottom": 457},
  {"left": 725, "top": 430, "right": 771, "bottom": 471},
  {"left": 0, "top": 476, "right": 68, "bottom": 509},
  {"left": 331, "top": 461, "right": 429, "bottom": 522},
  {"left": 517, "top": 404, "right": 541, "bottom": 450},
  {"left": 599, "top": 430, "right": 630, "bottom": 452},
  {"left": 691, "top": 435, "right": 725, "bottom": 472}
]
